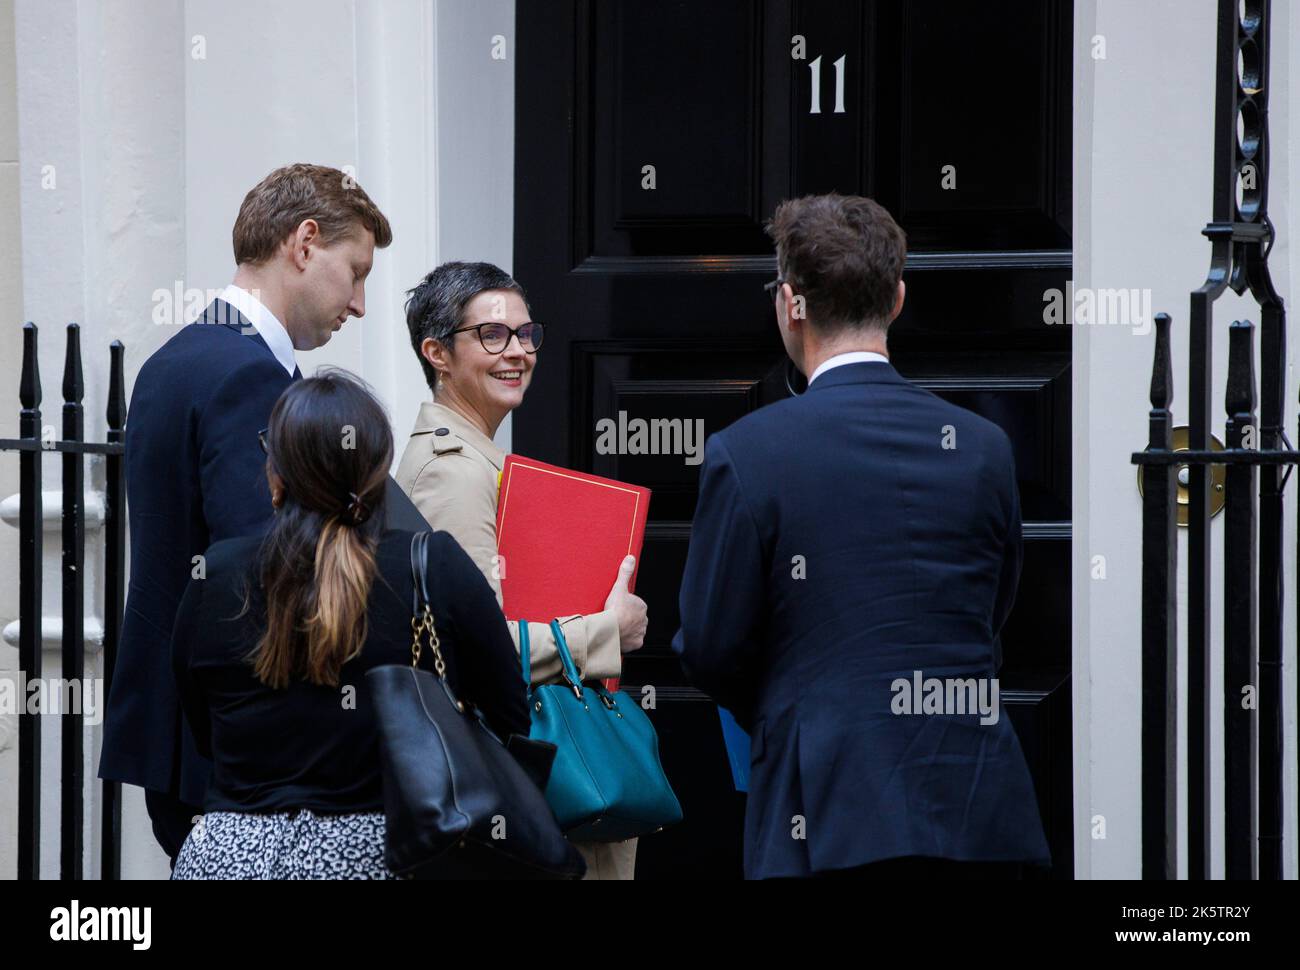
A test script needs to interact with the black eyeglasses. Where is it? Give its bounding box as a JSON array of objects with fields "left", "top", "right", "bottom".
[
  {"left": 763, "top": 277, "right": 786, "bottom": 297},
  {"left": 257, "top": 428, "right": 270, "bottom": 454},
  {"left": 449, "top": 321, "right": 545, "bottom": 354}
]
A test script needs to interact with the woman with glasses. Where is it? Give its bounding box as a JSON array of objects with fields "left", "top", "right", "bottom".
[
  {"left": 170, "top": 369, "right": 530, "bottom": 878},
  {"left": 396, "top": 261, "right": 647, "bottom": 880}
]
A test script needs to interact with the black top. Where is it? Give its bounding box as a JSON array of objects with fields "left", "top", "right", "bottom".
[{"left": 172, "top": 528, "right": 530, "bottom": 815}]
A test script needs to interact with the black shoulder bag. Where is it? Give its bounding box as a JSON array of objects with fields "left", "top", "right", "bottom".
[{"left": 364, "top": 532, "right": 586, "bottom": 879}]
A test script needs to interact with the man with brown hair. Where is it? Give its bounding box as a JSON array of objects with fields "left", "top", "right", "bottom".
[
  {"left": 98, "top": 164, "right": 392, "bottom": 864},
  {"left": 672, "top": 193, "right": 1050, "bottom": 879}
]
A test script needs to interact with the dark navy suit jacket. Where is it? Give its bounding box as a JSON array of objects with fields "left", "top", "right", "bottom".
[
  {"left": 98, "top": 300, "right": 298, "bottom": 805},
  {"left": 672, "top": 360, "right": 1051, "bottom": 878}
]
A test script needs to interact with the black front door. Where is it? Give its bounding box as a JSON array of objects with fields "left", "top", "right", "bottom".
[{"left": 514, "top": 0, "right": 1074, "bottom": 878}]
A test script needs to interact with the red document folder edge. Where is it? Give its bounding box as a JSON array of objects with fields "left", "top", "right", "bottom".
[{"left": 496, "top": 455, "right": 650, "bottom": 692}]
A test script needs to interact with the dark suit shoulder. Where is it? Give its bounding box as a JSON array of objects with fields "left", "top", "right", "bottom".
[
  {"left": 709, "top": 369, "right": 1015, "bottom": 502},
  {"left": 914, "top": 386, "right": 1013, "bottom": 450},
  {"left": 726, "top": 369, "right": 1008, "bottom": 444},
  {"left": 139, "top": 317, "right": 282, "bottom": 392},
  {"left": 708, "top": 391, "right": 799, "bottom": 454},
  {"left": 150, "top": 316, "right": 260, "bottom": 361}
]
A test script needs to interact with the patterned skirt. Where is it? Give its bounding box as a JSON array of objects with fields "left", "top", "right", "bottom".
[{"left": 171, "top": 808, "right": 398, "bottom": 880}]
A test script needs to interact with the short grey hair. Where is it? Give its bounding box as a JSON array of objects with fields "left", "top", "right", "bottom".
[{"left": 404, "top": 261, "right": 530, "bottom": 393}]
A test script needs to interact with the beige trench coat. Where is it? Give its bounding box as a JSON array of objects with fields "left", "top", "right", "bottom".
[{"left": 395, "top": 400, "right": 637, "bottom": 880}]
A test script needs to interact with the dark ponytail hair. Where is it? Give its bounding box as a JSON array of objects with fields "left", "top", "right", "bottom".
[{"left": 245, "top": 368, "right": 393, "bottom": 688}]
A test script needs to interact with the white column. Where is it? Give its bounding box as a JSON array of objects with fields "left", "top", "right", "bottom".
[
  {"left": 0, "top": 0, "right": 24, "bottom": 881},
  {"left": 10, "top": 0, "right": 187, "bottom": 879},
  {"left": 1073, "top": 0, "right": 1298, "bottom": 879},
  {"left": 431, "top": 0, "right": 517, "bottom": 454},
  {"left": 6, "top": 0, "right": 517, "bottom": 879}
]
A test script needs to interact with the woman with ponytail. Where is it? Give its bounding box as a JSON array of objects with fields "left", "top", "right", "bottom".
[{"left": 169, "top": 369, "right": 529, "bottom": 879}]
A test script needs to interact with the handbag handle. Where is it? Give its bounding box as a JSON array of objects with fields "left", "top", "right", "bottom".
[
  {"left": 553, "top": 620, "right": 619, "bottom": 710},
  {"left": 548, "top": 620, "right": 585, "bottom": 692},
  {"left": 519, "top": 619, "right": 531, "bottom": 684},
  {"left": 517, "top": 618, "right": 584, "bottom": 699},
  {"left": 409, "top": 531, "right": 464, "bottom": 713},
  {"left": 409, "top": 532, "right": 525, "bottom": 745}
]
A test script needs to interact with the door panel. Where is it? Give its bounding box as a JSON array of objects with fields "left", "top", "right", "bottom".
[{"left": 515, "top": 0, "right": 1074, "bottom": 878}]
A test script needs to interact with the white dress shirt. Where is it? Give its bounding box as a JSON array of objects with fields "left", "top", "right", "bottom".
[
  {"left": 807, "top": 350, "right": 890, "bottom": 387},
  {"left": 219, "top": 284, "right": 297, "bottom": 377}
]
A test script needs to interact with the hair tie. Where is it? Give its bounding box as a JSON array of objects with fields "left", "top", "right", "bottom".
[{"left": 342, "top": 491, "right": 370, "bottom": 525}]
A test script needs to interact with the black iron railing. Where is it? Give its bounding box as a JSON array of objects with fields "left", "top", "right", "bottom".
[
  {"left": 0, "top": 323, "right": 126, "bottom": 879},
  {"left": 1131, "top": 0, "right": 1291, "bottom": 879}
]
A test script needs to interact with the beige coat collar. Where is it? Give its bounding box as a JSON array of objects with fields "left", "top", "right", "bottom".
[{"left": 411, "top": 400, "right": 507, "bottom": 471}]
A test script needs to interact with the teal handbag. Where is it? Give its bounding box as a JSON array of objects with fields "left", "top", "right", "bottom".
[{"left": 518, "top": 619, "right": 683, "bottom": 841}]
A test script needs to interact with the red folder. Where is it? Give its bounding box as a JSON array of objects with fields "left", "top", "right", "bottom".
[{"left": 496, "top": 455, "right": 650, "bottom": 689}]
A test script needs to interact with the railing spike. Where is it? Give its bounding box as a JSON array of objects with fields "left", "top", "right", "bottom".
[
  {"left": 1225, "top": 319, "right": 1257, "bottom": 419},
  {"left": 1149, "top": 312, "right": 1173, "bottom": 411},
  {"left": 108, "top": 341, "right": 126, "bottom": 431},
  {"left": 63, "top": 322, "right": 84, "bottom": 405},
  {"left": 20, "top": 322, "right": 40, "bottom": 410}
]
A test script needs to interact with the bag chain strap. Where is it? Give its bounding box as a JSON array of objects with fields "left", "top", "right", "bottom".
[{"left": 410, "top": 604, "right": 449, "bottom": 679}]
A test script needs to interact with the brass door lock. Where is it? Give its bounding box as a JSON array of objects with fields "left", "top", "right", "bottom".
[{"left": 1136, "top": 426, "right": 1227, "bottom": 525}]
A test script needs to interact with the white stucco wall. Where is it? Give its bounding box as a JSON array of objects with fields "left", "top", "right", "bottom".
[
  {"left": 1074, "top": 0, "right": 1299, "bottom": 878},
  {"left": 0, "top": 0, "right": 23, "bottom": 880},
  {"left": 2, "top": 0, "right": 515, "bottom": 879},
  {"left": 182, "top": 0, "right": 515, "bottom": 453}
]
